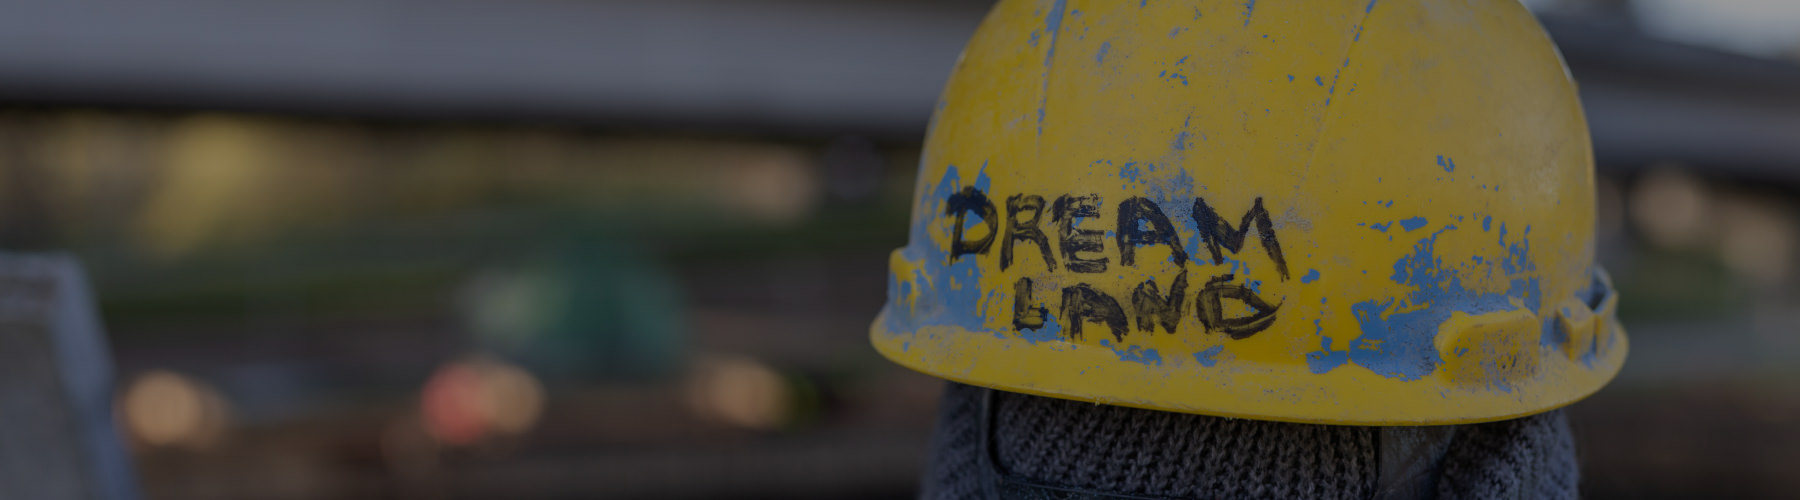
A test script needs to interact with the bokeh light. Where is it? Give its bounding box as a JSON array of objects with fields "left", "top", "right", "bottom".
[
  {"left": 120, "top": 370, "right": 230, "bottom": 450},
  {"left": 420, "top": 357, "right": 546, "bottom": 446},
  {"left": 1630, "top": 166, "right": 1712, "bottom": 249},
  {"left": 686, "top": 355, "right": 792, "bottom": 431}
]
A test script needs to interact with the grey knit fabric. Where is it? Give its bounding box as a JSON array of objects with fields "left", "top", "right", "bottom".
[
  {"left": 921, "top": 382, "right": 1578, "bottom": 500},
  {"left": 1434, "top": 408, "right": 1578, "bottom": 500},
  {"left": 920, "top": 381, "right": 989, "bottom": 500}
]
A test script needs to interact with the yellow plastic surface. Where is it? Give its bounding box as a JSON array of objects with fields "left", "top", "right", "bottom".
[{"left": 870, "top": 0, "right": 1626, "bottom": 425}]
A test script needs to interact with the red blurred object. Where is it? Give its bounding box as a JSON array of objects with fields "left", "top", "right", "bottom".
[{"left": 421, "top": 363, "right": 486, "bottom": 446}]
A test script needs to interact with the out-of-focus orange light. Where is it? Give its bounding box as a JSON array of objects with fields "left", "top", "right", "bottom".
[
  {"left": 120, "top": 370, "right": 230, "bottom": 450},
  {"left": 1630, "top": 166, "right": 1711, "bottom": 249},
  {"left": 420, "top": 357, "right": 545, "bottom": 446},
  {"left": 685, "top": 355, "right": 790, "bottom": 431}
]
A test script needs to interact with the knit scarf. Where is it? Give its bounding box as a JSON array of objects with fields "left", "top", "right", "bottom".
[{"left": 919, "top": 382, "right": 1578, "bottom": 500}]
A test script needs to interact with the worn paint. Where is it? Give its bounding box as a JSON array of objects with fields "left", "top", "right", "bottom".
[
  {"left": 1120, "top": 161, "right": 1198, "bottom": 219},
  {"left": 883, "top": 164, "right": 995, "bottom": 340},
  {"left": 1306, "top": 336, "right": 1350, "bottom": 374},
  {"left": 1036, "top": 0, "right": 1070, "bottom": 136},
  {"left": 1398, "top": 216, "right": 1428, "bottom": 231},
  {"left": 1101, "top": 339, "right": 1164, "bottom": 365},
  {"left": 1020, "top": 311, "right": 1065, "bottom": 344},
  {"left": 1194, "top": 345, "right": 1224, "bottom": 367},
  {"left": 1342, "top": 223, "right": 1544, "bottom": 380},
  {"left": 1301, "top": 269, "right": 1321, "bottom": 283}
]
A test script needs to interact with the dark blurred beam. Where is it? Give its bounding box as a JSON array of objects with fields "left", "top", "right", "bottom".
[
  {"left": 1543, "top": 17, "right": 1800, "bottom": 177},
  {"left": 0, "top": 0, "right": 986, "bottom": 137},
  {"left": 2, "top": 0, "right": 1799, "bottom": 177}
]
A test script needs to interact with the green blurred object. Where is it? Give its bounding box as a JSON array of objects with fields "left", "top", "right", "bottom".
[
  {"left": 1613, "top": 246, "right": 1749, "bottom": 321},
  {"left": 464, "top": 232, "right": 683, "bottom": 379}
]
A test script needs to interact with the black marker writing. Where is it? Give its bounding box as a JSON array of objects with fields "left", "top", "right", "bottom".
[
  {"left": 1012, "top": 277, "right": 1048, "bottom": 331},
  {"left": 1061, "top": 283, "right": 1129, "bottom": 341},
  {"left": 1053, "top": 194, "right": 1109, "bottom": 273},
  {"left": 945, "top": 186, "right": 998, "bottom": 263},
  {"left": 1197, "top": 274, "right": 1281, "bottom": 339},
  {"left": 1118, "top": 196, "right": 1188, "bottom": 267},
  {"left": 1002, "top": 194, "right": 1056, "bottom": 271},
  {"left": 1132, "top": 270, "right": 1189, "bottom": 334},
  {"left": 1193, "top": 196, "right": 1290, "bottom": 280},
  {"left": 942, "top": 184, "right": 1289, "bottom": 342}
]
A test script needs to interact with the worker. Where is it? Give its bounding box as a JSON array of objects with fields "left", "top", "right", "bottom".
[{"left": 870, "top": 0, "right": 1625, "bottom": 498}]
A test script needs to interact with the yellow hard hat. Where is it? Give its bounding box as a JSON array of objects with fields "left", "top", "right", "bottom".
[{"left": 871, "top": 0, "right": 1625, "bottom": 425}]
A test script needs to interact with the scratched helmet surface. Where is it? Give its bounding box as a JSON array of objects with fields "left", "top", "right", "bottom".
[{"left": 869, "top": 0, "right": 1627, "bottom": 425}]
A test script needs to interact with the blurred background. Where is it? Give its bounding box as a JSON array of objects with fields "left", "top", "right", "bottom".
[{"left": 0, "top": 0, "right": 1795, "bottom": 498}]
